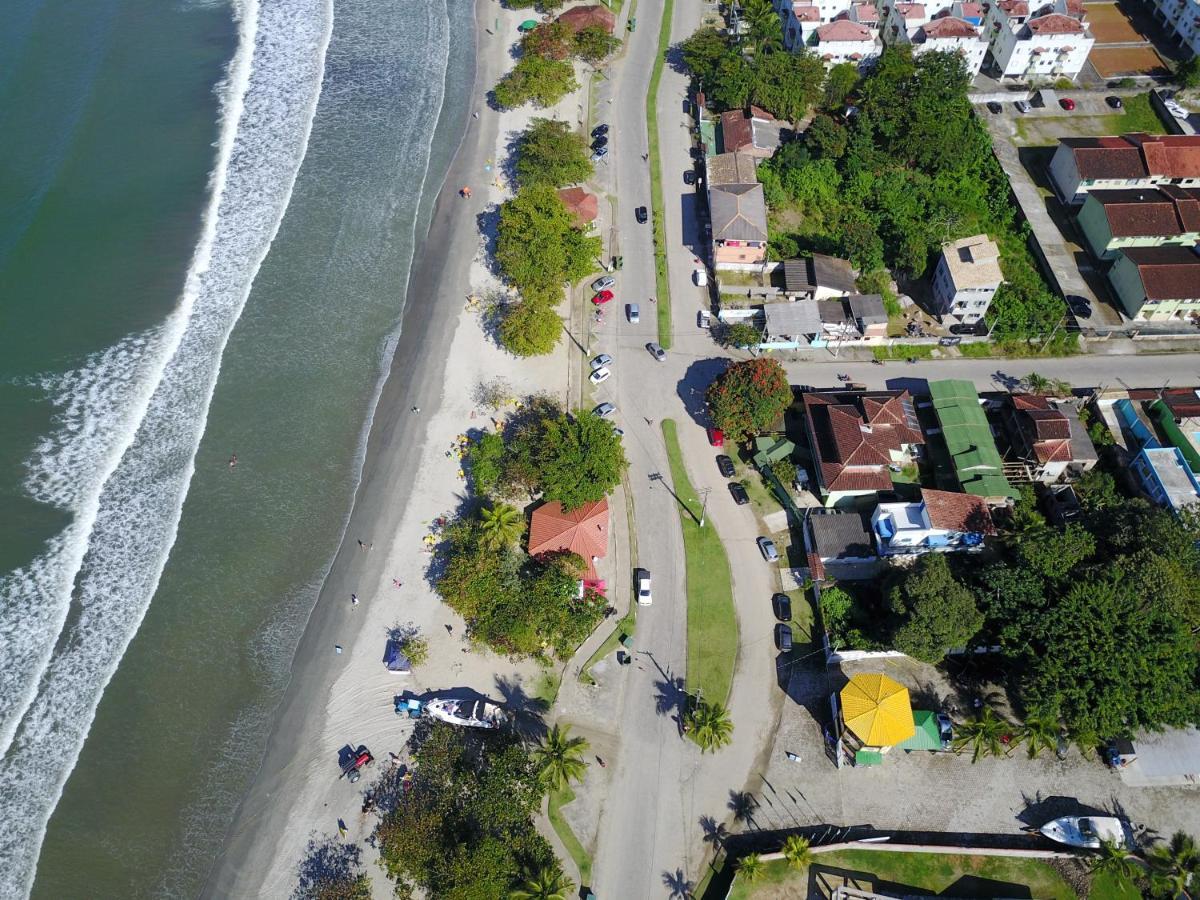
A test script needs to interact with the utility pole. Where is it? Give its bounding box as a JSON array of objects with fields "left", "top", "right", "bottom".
[{"left": 698, "top": 487, "right": 712, "bottom": 527}]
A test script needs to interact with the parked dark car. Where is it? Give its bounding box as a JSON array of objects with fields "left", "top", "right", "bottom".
[
  {"left": 716, "top": 454, "right": 735, "bottom": 478},
  {"left": 684, "top": 170, "right": 696, "bottom": 185},
  {"left": 635, "top": 206, "right": 648, "bottom": 224},
  {"left": 986, "top": 101, "right": 1002, "bottom": 114},
  {"left": 774, "top": 623, "right": 793, "bottom": 652},
  {"left": 1067, "top": 295, "right": 1092, "bottom": 318},
  {"left": 592, "top": 135, "right": 608, "bottom": 148},
  {"left": 948, "top": 323, "right": 978, "bottom": 335},
  {"left": 729, "top": 482, "right": 749, "bottom": 505},
  {"left": 1105, "top": 95, "right": 1123, "bottom": 109},
  {"left": 772, "top": 592, "right": 792, "bottom": 622},
  {"left": 592, "top": 123, "right": 609, "bottom": 136}
]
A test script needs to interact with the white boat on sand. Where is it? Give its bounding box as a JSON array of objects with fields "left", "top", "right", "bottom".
[
  {"left": 1040, "top": 815, "right": 1126, "bottom": 849},
  {"left": 425, "top": 697, "right": 507, "bottom": 730}
]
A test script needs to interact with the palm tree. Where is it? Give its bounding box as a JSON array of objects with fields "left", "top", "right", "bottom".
[
  {"left": 533, "top": 723, "right": 589, "bottom": 792},
  {"left": 1019, "top": 711, "right": 1064, "bottom": 759},
  {"left": 737, "top": 0, "right": 782, "bottom": 54},
  {"left": 1148, "top": 831, "right": 1199, "bottom": 899},
  {"left": 782, "top": 834, "right": 813, "bottom": 871},
  {"left": 509, "top": 865, "right": 575, "bottom": 900},
  {"left": 737, "top": 853, "right": 766, "bottom": 882},
  {"left": 951, "top": 708, "right": 1013, "bottom": 763},
  {"left": 480, "top": 502, "right": 523, "bottom": 549},
  {"left": 688, "top": 699, "right": 734, "bottom": 754},
  {"left": 1089, "top": 839, "right": 1140, "bottom": 884},
  {"left": 1023, "top": 372, "right": 1051, "bottom": 394}
]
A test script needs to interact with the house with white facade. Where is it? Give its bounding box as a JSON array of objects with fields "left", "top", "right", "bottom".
[
  {"left": 776, "top": 0, "right": 859, "bottom": 26},
  {"left": 983, "top": 0, "right": 1094, "bottom": 81},
  {"left": 1146, "top": 0, "right": 1200, "bottom": 56},
  {"left": 871, "top": 489, "right": 995, "bottom": 556},
  {"left": 881, "top": 5, "right": 988, "bottom": 74},
  {"left": 931, "top": 234, "right": 1003, "bottom": 325},
  {"left": 780, "top": 2, "right": 823, "bottom": 50},
  {"left": 811, "top": 19, "right": 883, "bottom": 67},
  {"left": 1048, "top": 133, "right": 1200, "bottom": 206}
]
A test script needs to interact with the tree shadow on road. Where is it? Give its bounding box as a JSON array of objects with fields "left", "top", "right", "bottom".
[
  {"left": 728, "top": 790, "right": 760, "bottom": 831},
  {"left": 662, "top": 867, "right": 696, "bottom": 899},
  {"left": 700, "top": 814, "right": 731, "bottom": 850},
  {"left": 293, "top": 834, "right": 365, "bottom": 900},
  {"left": 676, "top": 357, "right": 733, "bottom": 428}
]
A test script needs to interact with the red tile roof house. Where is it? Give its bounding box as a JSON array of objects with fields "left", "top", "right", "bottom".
[
  {"left": 869, "top": 488, "right": 995, "bottom": 556},
  {"left": 719, "top": 107, "right": 785, "bottom": 159},
  {"left": 555, "top": 4, "right": 617, "bottom": 34},
  {"left": 527, "top": 499, "right": 609, "bottom": 580},
  {"left": 810, "top": 20, "right": 882, "bottom": 68},
  {"left": 998, "top": 394, "right": 1098, "bottom": 483},
  {"left": 801, "top": 389, "right": 926, "bottom": 508},
  {"left": 1107, "top": 245, "right": 1200, "bottom": 322},
  {"left": 1076, "top": 186, "right": 1200, "bottom": 260},
  {"left": 1047, "top": 133, "right": 1200, "bottom": 206},
  {"left": 556, "top": 186, "right": 599, "bottom": 228}
]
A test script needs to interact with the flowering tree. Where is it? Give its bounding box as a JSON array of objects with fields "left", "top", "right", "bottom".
[{"left": 705, "top": 358, "right": 791, "bottom": 443}]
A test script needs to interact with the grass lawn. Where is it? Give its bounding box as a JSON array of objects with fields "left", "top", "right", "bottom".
[
  {"left": 647, "top": 0, "right": 675, "bottom": 348},
  {"left": 730, "top": 849, "right": 1078, "bottom": 900},
  {"left": 1089, "top": 870, "right": 1141, "bottom": 900},
  {"left": 547, "top": 785, "right": 592, "bottom": 886},
  {"left": 661, "top": 419, "right": 739, "bottom": 705},
  {"left": 1100, "top": 92, "right": 1166, "bottom": 135}
]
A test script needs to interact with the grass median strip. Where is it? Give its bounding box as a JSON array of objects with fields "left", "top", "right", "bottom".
[
  {"left": 547, "top": 785, "right": 593, "bottom": 886},
  {"left": 661, "top": 419, "right": 738, "bottom": 705},
  {"left": 647, "top": 0, "right": 674, "bottom": 348}
]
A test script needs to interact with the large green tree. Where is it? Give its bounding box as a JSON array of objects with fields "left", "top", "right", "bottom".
[
  {"left": 888, "top": 554, "right": 984, "bottom": 663},
  {"left": 749, "top": 51, "right": 825, "bottom": 122},
  {"left": 501, "top": 298, "right": 562, "bottom": 357},
  {"left": 573, "top": 25, "right": 620, "bottom": 63},
  {"left": 689, "top": 699, "right": 734, "bottom": 753},
  {"left": 706, "top": 358, "right": 792, "bottom": 443},
  {"left": 494, "top": 54, "right": 579, "bottom": 109},
  {"left": 376, "top": 724, "right": 561, "bottom": 897},
  {"left": 515, "top": 118, "right": 593, "bottom": 188},
  {"left": 519, "top": 21, "right": 572, "bottom": 60},
  {"left": 496, "top": 185, "right": 601, "bottom": 295},
  {"left": 508, "top": 409, "right": 628, "bottom": 510}
]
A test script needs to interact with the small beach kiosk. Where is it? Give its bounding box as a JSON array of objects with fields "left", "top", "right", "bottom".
[{"left": 839, "top": 673, "right": 915, "bottom": 766}]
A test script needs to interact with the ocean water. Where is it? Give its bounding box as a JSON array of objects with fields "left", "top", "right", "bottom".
[{"left": 0, "top": 0, "right": 473, "bottom": 895}]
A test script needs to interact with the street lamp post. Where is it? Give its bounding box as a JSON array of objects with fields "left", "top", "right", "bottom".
[{"left": 698, "top": 487, "right": 711, "bottom": 527}]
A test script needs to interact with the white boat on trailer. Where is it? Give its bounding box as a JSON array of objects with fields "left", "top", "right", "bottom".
[
  {"left": 1040, "top": 816, "right": 1126, "bottom": 849},
  {"left": 425, "top": 697, "right": 507, "bottom": 730}
]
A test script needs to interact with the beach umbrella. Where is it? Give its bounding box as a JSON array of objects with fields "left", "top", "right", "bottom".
[
  {"left": 518, "top": 19, "right": 538, "bottom": 32},
  {"left": 840, "top": 673, "right": 914, "bottom": 747}
]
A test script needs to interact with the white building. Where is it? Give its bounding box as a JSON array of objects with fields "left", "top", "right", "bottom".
[
  {"left": 983, "top": 0, "right": 1094, "bottom": 81},
  {"left": 780, "top": 2, "right": 822, "bottom": 49},
  {"left": 1146, "top": 0, "right": 1200, "bottom": 56},
  {"left": 776, "top": 0, "right": 857, "bottom": 26},
  {"left": 881, "top": 6, "right": 988, "bottom": 74},
  {"left": 811, "top": 19, "right": 883, "bottom": 67},
  {"left": 871, "top": 489, "right": 994, "bottom": 556},
  {"left": 932, "top": 234, "right": 1003, "bottom": 324}
]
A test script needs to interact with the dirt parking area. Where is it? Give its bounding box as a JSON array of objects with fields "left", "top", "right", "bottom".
[
  {"left": 1085, "top": 2, "right": 1145, "bottom": 43},
  {"left": 1091, "top": 46, "right": 1170, "bottom": 77}
]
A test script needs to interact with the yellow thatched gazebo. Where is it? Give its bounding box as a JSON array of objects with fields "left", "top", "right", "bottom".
[{"left": 840, "top": 673, "right": 915, "bottom": 747}]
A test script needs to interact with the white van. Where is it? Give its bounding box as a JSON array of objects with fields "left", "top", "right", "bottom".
[
  {"left": 693, "top": 268, "right": 708, "bottom": 286},
  {"left": 627, "top": 303, "right": 640, "bottom": 323}
]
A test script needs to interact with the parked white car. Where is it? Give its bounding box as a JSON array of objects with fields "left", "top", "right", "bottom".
[
  {"left": 693, "top": 268, "right": 708, "bottom": 286},
  {"left": 697, "top": 310, "right": 711, "bottom": 329},
  {"left": 635, "top": 568, "right": 652, "bottom": 606},
  {"left": 589, "top": 366, "right": 611, "bottom": 384}
]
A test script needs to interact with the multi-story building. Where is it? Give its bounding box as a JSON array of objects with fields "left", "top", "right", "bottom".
[
  {"left": 1047, "top": 133, "right": 1200, "bottom": 205},
  {"left": 931, "top": 234, "right": 1003, "bottom": 325},
  {"left": 1146, "top": 0, "right": 1200, "bottom": 56},
  {"left": 1107, "top": 245, "right": 1200, "bottom": 321},
  {"left": 1077, "top": 187, "right": 1200, "bottom": 260},
  {"left": 780, "top": 2, "right": 822, "bottom": 49},
  {"left": 871, "top": 489, "right": 995, "bottom": 556},
  {"left": 982, "top": 0, "right": 1094, "bottom": 81},
  {"left": 881, "top": 7, "right": 989, "bottom": 75},
  {"left": 811, "top": 19, "right": 884, "bottom": 67}
]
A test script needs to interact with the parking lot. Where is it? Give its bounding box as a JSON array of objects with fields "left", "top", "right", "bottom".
[{"left": 751, "top": 654, "right": 1200, "bottom": 845}]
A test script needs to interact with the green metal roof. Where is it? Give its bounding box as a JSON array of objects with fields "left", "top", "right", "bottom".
[
  {"left": 854, "top": 749, "right": 883, "bottom": 766},
  {"left": 898, "top": 710, "right": 941, "bottom": 751},
  {"left": 753, "top": 436, "right": 795, "bottom": 462},
  {"left": 928, "top": 380, "right": 1018, "bottom": 500}
]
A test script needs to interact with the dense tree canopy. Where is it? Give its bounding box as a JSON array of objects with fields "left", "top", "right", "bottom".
[
  {"left": 515, "top": 118, "right": 593, "bottom": 188},
  {"left": 506, "top": 408, "right": 628, "bottom": 509},
  {"left": 573, "top": 24, "right": 621, "bottom": 63},
  {"left": 706, "top": 358, "right": 792, "bottom": 444},
  {"left": 500, "top": 298, "right": 563, "bottom": 357},
  {"left": 376, "top": 724, "right": 562, "bottom": 897},
  {"left": 496, "top": 185, "right": 601, "bottom": 296},
  {"left": 494, "top": 54, "right": 578, "bottom": 109},
  {"left": 888, "top": 555, "right": 984, "bottom": 663}
]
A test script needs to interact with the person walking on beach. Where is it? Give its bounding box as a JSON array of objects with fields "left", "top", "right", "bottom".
[{"left": 350, "top": 593, "right": 359, "bottom": 606}]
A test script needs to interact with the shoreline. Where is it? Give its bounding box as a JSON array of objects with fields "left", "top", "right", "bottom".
[{"left": 202, "top": 0, "right": 521, "bottom": 893}]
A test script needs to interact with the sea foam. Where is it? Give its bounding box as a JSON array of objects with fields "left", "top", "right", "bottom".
[{"left": 0, "top": 0, "right": 333, "bottom": 893}]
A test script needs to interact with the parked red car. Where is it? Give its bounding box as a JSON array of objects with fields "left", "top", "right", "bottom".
[
  {"left": 1059, "top": 97, "right": 1075, "bottom": 111},
  {"left": 707, "top": 427, "right": 724, "bottom": 447},
  {"left": 591, "top": 289, "right": 614, "bottom": 305}
]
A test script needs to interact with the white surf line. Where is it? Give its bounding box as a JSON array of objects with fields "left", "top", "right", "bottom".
[
  {"left": 0, "top": 0, "right": 260, "bottom": 764},
  {"left": 0, "top": 0, "right": 335, "bottom": 894}
]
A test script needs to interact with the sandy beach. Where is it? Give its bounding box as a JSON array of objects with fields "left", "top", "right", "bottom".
[{"left": 203, "top": 1, "right": 582, "bottom": 894}]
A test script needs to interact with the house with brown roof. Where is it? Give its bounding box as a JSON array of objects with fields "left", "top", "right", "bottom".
[
  {"left": 805, "top": 510, "right": 879, "bottom": 581},
  {"left": 870, "top": 488, "right": 994, "bottom": 556},
  {"left": 801, "top": 389, "right": 926, "bottom": 507},
  {"left": 983, "top": 0, "right": 1093, "bottom": 81},
  {"left": 1048, "top": 133, "right": 1200, "bottom": 206},
  {"left": 782, "top": 253, "right": 860, "bottom": 300},
  {"left": 1076, "top": 186, "right": 1200, "bottom": 260},
  {"left": 556, "top": 187, "right": 599, "bottom": 228},
  {"left": 1108, "top": 245, "right": 1200, "bottom": 321},
  {"left": 931, "top": 234, "right": 1003, "bottom": 325},
  {"left": 810, "top": 19, "right": 882, "bottom": 68},
  {"left": 998, "top": 394, "right": 1098, "bottom": 483},
  {"left": 555, "top": 4, "right": 617, "bottom": 34},
  {"left": 527, "top": 499, "right": 609, "bottom": 580},
  {"left": 719, "top": 108, "right": 785, "bottom": 159}
]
